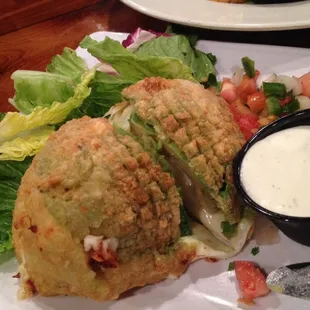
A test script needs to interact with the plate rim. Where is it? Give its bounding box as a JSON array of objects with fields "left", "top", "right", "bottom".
[{"left": 121, "top": 0, "right": 310, "bottom": 31}]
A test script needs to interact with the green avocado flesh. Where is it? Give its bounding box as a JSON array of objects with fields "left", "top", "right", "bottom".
[{"left": 129, "top": 113, "right": 238, "bottom": 246}]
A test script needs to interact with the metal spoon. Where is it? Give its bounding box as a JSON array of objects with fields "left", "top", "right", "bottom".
[{"left": 266, "top": 262, "right": 310, "bottom": 300}]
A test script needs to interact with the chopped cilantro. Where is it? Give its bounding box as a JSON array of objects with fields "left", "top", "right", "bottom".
[
  {"left": 251, "top": 246, "right": 260, "bottom": 256},
  {"left": 228, "top": 262, "right": 235, "bottom": 271},
  {"left": 221, "top": 221, "right": 237, "bottom": 238}
]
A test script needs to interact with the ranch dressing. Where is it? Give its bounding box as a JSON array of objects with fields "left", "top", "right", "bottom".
[{"left": 241, "top": 126, "right": 310, "bottom": 217}]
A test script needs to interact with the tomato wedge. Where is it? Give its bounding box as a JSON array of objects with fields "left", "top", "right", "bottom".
[
  {"left": 247, "top": 92, "right": 266, "bottom": 113},
  {"left": 234, "top": 261, "right": 270, "bottom": 303}
]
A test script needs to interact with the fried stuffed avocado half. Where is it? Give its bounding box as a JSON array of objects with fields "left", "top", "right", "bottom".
[
  {"left": 107, "top": 77, "right": 255, "bottom": 254},
  {"left": 12, "top": 116, "right": 197, "bottom": 301}
]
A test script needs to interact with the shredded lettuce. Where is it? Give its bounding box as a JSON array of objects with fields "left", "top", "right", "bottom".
[
  {"left": 0, "top": 68, "right": 95, "bottom": 145},
  {"left": 0, "top": 158, "right": 32, "bottom": 253},
  {"left": 80, "top": 36, "right": 196, "bottom": 82}
]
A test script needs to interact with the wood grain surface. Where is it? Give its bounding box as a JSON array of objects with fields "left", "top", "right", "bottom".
[
  {"left": 0, "top": 0, "right": 102, "bottom": 35},
  {"left": 0, "top": 0, "right": 165, "bottom": 112},
  {"left": 0, "top": 0, "right": 310, "bottom": 113}
]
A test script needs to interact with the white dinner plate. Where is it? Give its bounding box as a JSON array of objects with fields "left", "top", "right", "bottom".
[
  {"left": 1, "top": 31, "right": 310, "bottom": 310},
  {"left": 121, "top": 0, "right": 310, "bottom": 31}
]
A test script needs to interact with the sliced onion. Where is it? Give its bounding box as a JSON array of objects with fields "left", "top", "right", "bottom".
[
  {"left": 264, "top": 73, "right": 277, "bottom": 83},
  {"left": 296, "top": 95, "right": 310, "bottom": 110},
  {"left": 232, "top": 67, "right": 244, "bottom": 86},
  {"left": 122, "top": 27, "right": 170, "bottom": 51}
]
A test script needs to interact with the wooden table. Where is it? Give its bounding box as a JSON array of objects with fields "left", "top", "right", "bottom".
[{"left": 1, "top": 0, "right": 310, "bottom": 113}]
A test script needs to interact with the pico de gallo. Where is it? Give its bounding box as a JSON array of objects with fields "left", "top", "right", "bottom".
[{"left": 220, "top": 57, "right": 310, "bottom": 140}]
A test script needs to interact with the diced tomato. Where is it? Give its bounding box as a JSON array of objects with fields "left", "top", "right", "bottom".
[
  {"left": 254, "top": 70, "right": 260, "bottom": 82},
  {"left": 300, "top": 72, "right": 310, "bottom": 98},
  {"left": 238, "top": 75, "right": 258, "bottom": 102},
  {"left": 229, "top": 104, "right": 259, "bottom": 140},
  {"left": 231, "top": 99, "right": 258, "bottom": 117},
  {"left": 234, "top": 261, "right": 270, "bottom": 303},
  {"left": 221, "top": 81, "right": 238, "bottom": 103},
  {"left": 223, "top": 77, "right": 232, "bottom": 83},
  {"left": 247, "top": 91, "right": 266, "bottom": 113},
  {"left": 90, "top": 243, "right": 119, "bottom": 268},
  {"left": 238, "top": 116, "right": 260, "bottom": 140},
  {"left": 279, "top": 96, "right": 292, "bottom": 106},
  {"left": 260, "top": 108, "right": 268, "bottom": 118},
  {"left": 26, "top": 279, "right": 37, "bottom": 294}
]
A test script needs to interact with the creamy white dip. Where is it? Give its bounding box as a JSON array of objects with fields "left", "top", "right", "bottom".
[{"left": 241, "top": 126, "right": 310, "bottom": 217}]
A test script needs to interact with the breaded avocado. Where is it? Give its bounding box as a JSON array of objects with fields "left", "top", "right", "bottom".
[
  {"left": 12, "top": 117, "right": 196, "bottom": 301},
  {"left": 108, "top": 77, "right": 246, "bottom": 247}
]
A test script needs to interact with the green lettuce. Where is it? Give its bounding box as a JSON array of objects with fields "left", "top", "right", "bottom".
[
  {"left": 0, "top": 68, "right": 95, "bottom": 145},
  {"left": 9, "top": 71, "right": 74, "bottom": 114},
  {"left": 0, "top": 126, "right": 54, "bottom": 161},
  {"left": 80, "top": 36, "right": 196, "bottom": 82},
  {"left": 65, "top": 71, "right": 134, "bottom": 120},
  {"left": 47, "top": 47, "right": 88, "bottom": 82},
  {"left": 0, "top": 157, "right": 32, "bottom": 253},
  {"left": 46, "top": 47, "right": 134, "bottom": 119},
  {"left": 134, "top": 35, "right": 217, "bottom": 84}
]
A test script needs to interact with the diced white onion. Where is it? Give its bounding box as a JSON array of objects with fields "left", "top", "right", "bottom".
[
  {"left": 102, "top": 238, "right": 119, "bottom": 252},
  {"left": 274, "top": 75, "right": 293, "bottom": 92},
  {"left": 274, "top": 75, "right": 302, "bottom": 96},
  {"left": 84, "top": 235, "right": 103, "bottom": 252},
  {"left": 296, "top": 95, "right": 310, "bottom": 110},
  {"left": 292, "top": 76, "right": 303, "bottom": 96},
  {"left": 264, "top": 73, "right": 277, "bottom": 83},
  {"left": 232, "top": 67, "right": 244, "bottom": 86},
  {"left": 84, "top": 235, "right": 119, "bottom": 253}
]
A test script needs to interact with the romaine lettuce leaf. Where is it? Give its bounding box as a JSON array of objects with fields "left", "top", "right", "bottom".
[
  {"left": 0, "top": 68, "right": 95, "bottom": 145},
  {"left": 0, "top": 126, "right": 54, "bottom": 161},
  {"left": 0, "top": 113, "right": 5, "bottom": 121},
  {"left": 80, "top": 36, "right": 196, "bottom": 82},
  {"left": 9, "top": 71, "right": 74, "bottom": 114},
  {"left": 134, "top": 35, "right": 216, "bottom": 84},
  {"left": 0, "top": 157, "right": 32, "bottom": 253},
  {"left": 64, "top": 71, "right": 133, "bottom": 120},
  {"left": 46, "top": 47, "right": 88, "bottom": 82}
]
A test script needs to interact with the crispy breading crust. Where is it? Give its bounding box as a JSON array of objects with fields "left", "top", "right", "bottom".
[
  {"left": 13, "top": 117, "right": 193, "bottom": 301},
  {"left": 122, "top": 77, "right": 245, "bottom": 221}
]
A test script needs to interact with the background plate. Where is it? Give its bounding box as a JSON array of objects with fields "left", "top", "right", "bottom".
[
  {"left": 121, "top": 0, "right": 310, "bottom": 31},
  {"left": 1, "top": 31, "right": 310, "bottom": 310}
]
